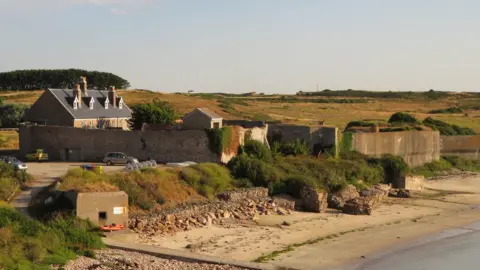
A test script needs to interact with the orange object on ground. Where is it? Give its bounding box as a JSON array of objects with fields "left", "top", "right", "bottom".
[{"left": 100, "top": 223, "right": 124, "bottom": 232}]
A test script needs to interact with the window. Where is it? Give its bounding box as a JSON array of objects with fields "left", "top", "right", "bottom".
[
  {"left": 113, "top": 207, "right": 124, "bottom": 215},
  {"left": 89, "top": 98, "right": 94, "bottom": 109},
  {"left": 213, "top": 122, "right": 220, "bottom": 129},
  {"left": 98, "top": 211, "right": 107, "bottom": 220},
  {"left": 119, "top": 99, "right": 123, "bottom": 109},
  {"left": 73, "top": 101, "right": 78, "bottom": 110},
  {"left": 105, "top": 97, "right": 109, "bottom": 109}
]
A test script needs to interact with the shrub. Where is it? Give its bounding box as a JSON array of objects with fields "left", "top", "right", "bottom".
[
  {"left": 128, "top": 99, "right": 176, "bottom": 130},
  {"left": 428, "top": 107, "right": 464, "bottom": 114},
  {"left": 378, "top": 154, "right": 408, "bottom": 184},
  {"left": 243, "top": 140, "right": 273, "bottom": 161},
  {"left": 180, "top": 163, "right": 235, "bottom": 199},
  {"left": 0, "top": 206, "right": 102, "bottom": 268},
  {"left": 388, "top": 112, "right": 419, "bottom": 124},
  {"left": 272, "top": 139, "right": 310, "bottom": 156},
  {"left": 345, "top": 121, "right": 376, "bottom": 129},
  {"left": 423, "top": 117, "right": 476, "bottom": 135}
]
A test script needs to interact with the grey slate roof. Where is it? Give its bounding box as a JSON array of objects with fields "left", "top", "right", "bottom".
[
  {"left": 194, "top": 108, "right": 223, "bottom": 119},
  {"left": 48, "top": 88, "right": 132, "bottom": 119}
]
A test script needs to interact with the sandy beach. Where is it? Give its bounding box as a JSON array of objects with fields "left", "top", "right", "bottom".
[{"left": 110, "top": 173, "right": 480, "bottom": 270}]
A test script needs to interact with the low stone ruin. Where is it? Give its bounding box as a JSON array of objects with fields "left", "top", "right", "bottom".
[
  {"left": 341, "top": 184, "right": 391, "bottom": 215},
  {"left": 130, "top": 188, "right": 292, "bottom": 241}
]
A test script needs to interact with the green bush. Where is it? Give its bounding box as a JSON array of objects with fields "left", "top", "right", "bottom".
[
  {"left": 243, "top": 140, "right": 273, "bottom": 161},
  {"left": 388, "top": 112, "right": 419, "bottom": 124},
  {"left": 0, "top": 206, "right": 103, "bottom": 269},
  {"left": 428, "top": 107, "right": 464, "bottom": 114},
  {"left": 271, "top": 139, "right": 310, "bottom": 156},
  {"left": 411, "top": 156, "right": 480, "bottom": 177},
  {"left": 377, "top": 154, "right": 408, "bottom": 184},
  {"left": 345, "top": 121, "right": 376, "bottom": 129},
  {"left": 180, "top": 163, "right": 235, "bottom": 199},
  {"left": 423, "top": 117, "right": 476, "bottom": 135}
]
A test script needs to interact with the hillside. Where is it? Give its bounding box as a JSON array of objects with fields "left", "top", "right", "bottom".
[{"left": 2, "top": 89, "right": 480, "bottom": 131}]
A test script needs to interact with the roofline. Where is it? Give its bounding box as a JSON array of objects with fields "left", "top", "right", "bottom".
[
  {"left": 47, "top": 88, "right": 75, "bottom": 118},
  {"left": 73, "top": 117, "right": 131, "bottom": 120}
]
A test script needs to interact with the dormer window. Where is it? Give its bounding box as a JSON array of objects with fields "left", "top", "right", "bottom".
[
  {"left": 105, "top": 97, "right": 109, "bottom": 109},
  {"left": 89, "top": 98, "right": 94, "bottom": 110},
  {"left": 118, "top": 98, "right": 123, "bottom": 109},
  {"left": 73, "top": 97, "right": 79, "bottom": 110}
]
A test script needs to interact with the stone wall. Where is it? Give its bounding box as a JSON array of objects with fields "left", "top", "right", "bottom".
[
  {"left": 441, "top": 135, "right": 480, "bottom": 160},
  {"left": 267, "top": 124, "right": 337, "bottom": 154},
  {"left": 351, "top": 131, "right": 441, "bottom": 167},
  {"left": 19, "top": 124, "right": 269, "bottom": 164},
  {"left": 19, "top": 125, "right": 219, "bottom": 163}
]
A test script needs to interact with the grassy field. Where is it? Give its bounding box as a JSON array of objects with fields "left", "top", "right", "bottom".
[
  {"left": 3, "top": 89, "right": 480, "bottom": 131},
  {"left": 0, "top": 131, "right": 19, "bottom": 149}
]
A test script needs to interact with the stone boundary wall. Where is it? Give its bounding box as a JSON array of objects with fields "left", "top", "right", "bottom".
[
  {"left": 19, "top": 124, "right": 268, "bottom": 164},
  {"left": 351, "top": 131, "right": 440, "bottom": 167},
  {"left": 19, "top": 125, "right": 218, "bottom": 163},
  {"left": 441, "top": 135, "right": 480, "bottom": 160}
]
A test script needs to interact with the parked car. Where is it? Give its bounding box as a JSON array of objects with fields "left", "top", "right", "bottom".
[
  {"left": 26, "top": 149, "right": 49, "bottom": 161},
  {"left": 0, "top": 156, "right": 28, "bottom": 171},
  {"left": 103, "top": 152, "right": 138, "bottom": 166}
]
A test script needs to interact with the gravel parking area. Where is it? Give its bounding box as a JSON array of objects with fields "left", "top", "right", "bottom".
[
  {"left": 64, "top": 249, "right": 248, "bottom": 270},
  {"left": 26, "top": 162, "right": 123, "bottom": 178}
]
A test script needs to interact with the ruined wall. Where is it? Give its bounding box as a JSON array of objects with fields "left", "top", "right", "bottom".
[
  {"left": 311, "top": 126, "right": 338, "bottom": 154},
  {"left": 351, "top": 131, "right": 440, "bottom": 167},
  {"left": 268, "top": 124, "right": 337, "bottom": 154},
  {"left": 19, "top": 125, "right": 219, "bottom": 163},
  {"left": 441, "top": 135, "right": 480, "bottom": 160},
  {"left": 268, "top": 124, "right": 312, "bottom": 144}
]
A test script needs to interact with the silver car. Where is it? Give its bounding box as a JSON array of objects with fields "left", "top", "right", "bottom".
[
  {"left": 103, "top": 152, "right": 138, "bottom": 166},
  {"left": 1, "top": 156, "right": 28, "bottom": 171}
]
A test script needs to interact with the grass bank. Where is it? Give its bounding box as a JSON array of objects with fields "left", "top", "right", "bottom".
[
  {"left": 0, "top": 204, "right": 104, "bottom": 269},
  {"left": 410, "top": 156, "right": 480, "bottom": 178}
]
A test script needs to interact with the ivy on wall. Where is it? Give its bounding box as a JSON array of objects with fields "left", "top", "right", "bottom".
[{"left": 205, "top": 127, "right": 234, "bottom": 155}]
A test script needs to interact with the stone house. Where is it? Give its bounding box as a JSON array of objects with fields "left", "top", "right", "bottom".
[
  {"left": 24, "top": 77, "right": 131, "bottom": 130},
  {"left": 63, "top": 191, "right": 129, "bottom": 227},
  {"left": 183, "top": 108, "right": 223, "bottom": 130}
]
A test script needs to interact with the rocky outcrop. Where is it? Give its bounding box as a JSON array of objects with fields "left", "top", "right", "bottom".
[
  {"left": 342, "top": 197, "right": 372, "bottom": 215},
  {"left": 342, "top": 183, "right": 391, "bottom": 215},
  {"left": 328, "top": 184, "right": 360, "bottom": 209},
  {"left": 389, "top": 189, "right": 411, "bottom": 198},
  {"left": 272, "top": 194, "right": 296, "bottom": 210},
  {"left": 300, "top": 186, "right": 328, "bottom": 213}
]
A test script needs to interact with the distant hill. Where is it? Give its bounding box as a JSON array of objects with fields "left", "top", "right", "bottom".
[{"left": 0, "top": 69, "right": 130, "bottom": 91}]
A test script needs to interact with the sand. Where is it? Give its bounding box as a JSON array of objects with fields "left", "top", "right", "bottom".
[{"left": 118, "top": 173, "right": 480, "bottom": 270}]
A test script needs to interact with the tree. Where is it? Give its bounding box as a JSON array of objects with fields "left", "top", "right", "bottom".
[
  {"left": 0, "top": 69, "right": 130, "bottom": 91},
  {"left": 128, "top": 99, "right": 176, "bottom": 130},
  {"left": 0, "top": 104, "right": 29, "bottom": 128}
]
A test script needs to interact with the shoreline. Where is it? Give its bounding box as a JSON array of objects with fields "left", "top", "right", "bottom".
[{"left": 107, "top": 173, "right": 480, "bottom": 270}]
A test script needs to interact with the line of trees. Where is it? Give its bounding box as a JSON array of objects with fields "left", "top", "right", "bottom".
[{"left": 0, "top": 69, "right": 130, "bottom": 91}]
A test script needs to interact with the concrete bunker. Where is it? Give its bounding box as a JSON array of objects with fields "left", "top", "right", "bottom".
[{"left": 63, "top": 191, "right": 129, "bottom": 227}]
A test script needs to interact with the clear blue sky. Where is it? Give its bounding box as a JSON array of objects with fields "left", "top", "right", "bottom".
[{"left": 1, "top": 0, "right": 479, "bottom": 93}]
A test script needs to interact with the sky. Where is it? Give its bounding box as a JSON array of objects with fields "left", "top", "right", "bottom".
[{"left": 0, "top": 0, "right": 479, "bottom": 93}]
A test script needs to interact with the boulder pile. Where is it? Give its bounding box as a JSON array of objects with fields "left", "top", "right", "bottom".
[
  {"left": 129, "top": 188, "right": 292, "bottom": 241},
  {"left": 389, "top": 188, "right": 412, "bottom": 198},
  {"left": 341, "top": 184, "right": 392, "bottom": 216}
]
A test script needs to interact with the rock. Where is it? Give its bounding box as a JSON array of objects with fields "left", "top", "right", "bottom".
[
  {"left": 197, "top": 216, "right": 207, "bottom": 225},
  {"left": 222, "top": 211, "right": 231, "bottom": 219},
  {"left": 300, "top": 186, "right": 328, "bottom": 213},
  {"left": 217, "top": 187, "right": 269, "bottom": 202},
  {"left": 206, "top": 216, "right": 212, "bottom": 227},
  {"left": 389, "top": 189, "right": 411, "bottom": 198},
  {"left": 272, "top": 194, "right": 296, "bottom": 210},
  {"left": 135, "top": 219, "right": 145, "bottom": 231},
  {"left": 342, "top": 197, "right": 372, "bottom": 215},
  {"left": 328, "top": 184, "right": 360, "bottom": 209},
  {"left": 185, "top": 243, "right": 199, "bottom": 249},
  {"left": 281, "top": 221, "right": 291, "bottom": 226}
]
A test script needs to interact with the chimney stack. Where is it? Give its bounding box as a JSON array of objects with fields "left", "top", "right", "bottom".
[
  {"left": 109, "top": 86, "right": 117, "bottom": 108},
  {"left": 80, "top": 76, "right": 88, "bottom": 96},
  {"left": 74, "top": 84, "right": 82, "bottom": 108}
]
